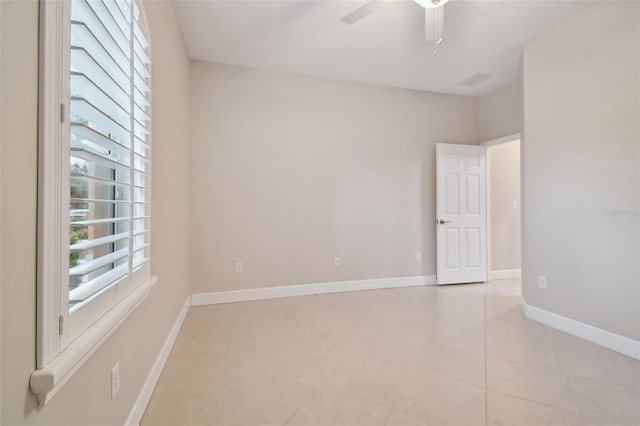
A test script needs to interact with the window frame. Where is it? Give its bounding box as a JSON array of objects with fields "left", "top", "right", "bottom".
[{"left": 31, "top": 0, "right": 156, "bottom": 406}]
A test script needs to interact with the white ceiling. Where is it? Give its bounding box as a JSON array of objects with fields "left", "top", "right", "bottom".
[{"left": 174, "top": 0, "right": 590, "bottom": 96}]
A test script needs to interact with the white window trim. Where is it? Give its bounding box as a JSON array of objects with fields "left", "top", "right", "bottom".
[
  {"left": 31, "top": 0, "right": 155, "bottom": 405},
  {"left": 30, "top": 276, "right": 156, "bottom": 405}
]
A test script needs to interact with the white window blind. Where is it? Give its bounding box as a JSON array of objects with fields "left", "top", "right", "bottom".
[{"left": 68, "top": 0, "right": 150, "bottom": 309}]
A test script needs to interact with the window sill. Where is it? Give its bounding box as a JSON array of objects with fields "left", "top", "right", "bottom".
[{"left": 30, "top": 276, "right": 158, "bottom": 405}]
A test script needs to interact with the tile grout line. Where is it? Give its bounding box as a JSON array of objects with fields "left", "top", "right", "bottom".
[
  {"left": 485, "top": 282, "right": 589, "bottom": 420},
  {"left": 281, "top": 394, "right": 309, "bottom": 426},
  {"left": 483, "top": 283, "right": 489, "bottom": 426},
  {"left": 381, "top": 372, "right": 400, "bottom": 426},
  {"left": 537, "top": 315, "right": 591, "bottom": 420},
  {"left": 563, "top": 371, "right": 640, "bottom": 390},
  {"left": 540, "top": 324, "right": 640, "bottom": 390},
  {"left": 482, "top": 352, "right": 557, "bottom": 371},
  {"left": 489, "top": 389, "right": 584, "bottom": 415},
  {"left": 382, "top": 404, "right": 394, "bottom": 426}
]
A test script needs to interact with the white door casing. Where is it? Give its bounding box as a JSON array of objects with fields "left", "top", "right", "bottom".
[
  {"left": 436, "top": 143, "right": 488, "bottom": 285},
  {"left": 480, "top": 133, "right": 521, "bottom": 276}
]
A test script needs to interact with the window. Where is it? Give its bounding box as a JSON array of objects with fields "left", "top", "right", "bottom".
[
  {"left": 31, "top": 0, "right": 155, "bottom": 405},
  {"left": 68, "top": 0, "right": 151, "bottom": 308}
]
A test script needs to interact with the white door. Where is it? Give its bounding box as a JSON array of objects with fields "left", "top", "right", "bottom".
[{"left": 436, "top": 143, "right": 488, "bottom": 285}]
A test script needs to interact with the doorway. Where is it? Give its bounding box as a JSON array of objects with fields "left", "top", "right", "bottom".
[{"left": 482, "top": 134, "right": 522, "bottom": 281}]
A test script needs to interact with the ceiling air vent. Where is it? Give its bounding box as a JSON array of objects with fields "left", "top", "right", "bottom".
[{"left": 459, "top": 73, "right": 493, "bottom": 87}]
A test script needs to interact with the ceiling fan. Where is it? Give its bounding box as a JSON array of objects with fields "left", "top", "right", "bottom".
[{"left": 341, "top": 0, "right": 452, "bottom": 56}]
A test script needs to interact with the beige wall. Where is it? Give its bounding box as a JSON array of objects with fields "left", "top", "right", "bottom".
[
  {"left": 478, "top": 81, "right": 522, "bottom": 142},
  {"left": 0, "top": 1, "right": 192, "bottom": 425},
  {"left": 488, "top": 141, "right": 521, "bottom": 271},
  {"left": 189, "top": 61, "right": 478, "bottom": 293},
  {"left": 522, "top": 1, "right": 640, "bottom": 340}
]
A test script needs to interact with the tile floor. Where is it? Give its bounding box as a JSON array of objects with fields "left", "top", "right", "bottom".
[{"left": 142, "top": 280, "right": 640, "bottom": 425}]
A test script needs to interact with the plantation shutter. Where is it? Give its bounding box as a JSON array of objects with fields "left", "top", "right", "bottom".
[
  {"left": 131, "top": 1, "right": 151, "bottom": 272},
  {"left": 68, "top": 0, "right": 151, "bottom": 308}
]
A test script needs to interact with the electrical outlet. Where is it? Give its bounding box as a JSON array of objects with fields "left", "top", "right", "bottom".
[
  {"left": 111, "top": 362, "right": 120, "bottom": 400},
  {"left": 235, "top": 262, "right": 243, "bottom": 273},
  {"left": 538, "top": 275, "right": 548, "bottom": 290},
  {"left": 416, "top": 252, "right": 422, "bottom": 263},
  {"left": 333, "top": 256, "right": 342, "bottom": 267},
  {"left": 513, "top": 201, "right": 519, "bottom": 210}
]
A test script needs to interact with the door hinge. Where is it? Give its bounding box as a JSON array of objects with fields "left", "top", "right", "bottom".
[
  {"left": 60, "top": 103, "right": 65, "bottom": 123},
  {"left": 59, "top": 315, "right": 64, "bottom": 335}
]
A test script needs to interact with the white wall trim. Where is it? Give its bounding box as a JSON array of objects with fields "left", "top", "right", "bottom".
[
  {"left": 37, "top": 0, "right": 70, "bottom": 371},
  {"left": 125, "top": 296, "right": 191, "bottom": 426},
  {"left": 480, "top": 132, "right": 521, "bottom": 147},
  {"left": 30, "top": 276, "right": 157, "bottom": 405},
  {"left": 521, "top": 296, "right": 640, "bottom": 360},
  {"left": 191, "top": 275, "right": 437, "bottom": 306},
  {"left": 489, "top": 269, "right": 522, "bottom": 280}
]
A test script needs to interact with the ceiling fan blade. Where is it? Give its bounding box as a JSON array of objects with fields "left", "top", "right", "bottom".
[
  {"left": 341, "top": 0, "right": 395, "bottom": 25},
  {"left": 424, "top": 6, "right": 444, "bottom": 43}
]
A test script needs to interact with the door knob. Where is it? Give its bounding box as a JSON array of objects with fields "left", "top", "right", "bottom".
[{"left": 437, "top": 219, "right": 451, "bottom": 225}]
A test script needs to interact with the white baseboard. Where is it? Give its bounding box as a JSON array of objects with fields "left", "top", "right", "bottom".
[
  {"left": 521, "top": 296, "right": 640, "bottom": 360},
  {"left": 191, "top": 275, "right": 437, "bottom": 306},
  {"left": 125, "top": 296, "right": 191, "bottom": 426},
  {"left": 489, "top": 269, "right": 521, "bottom": 280}
]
